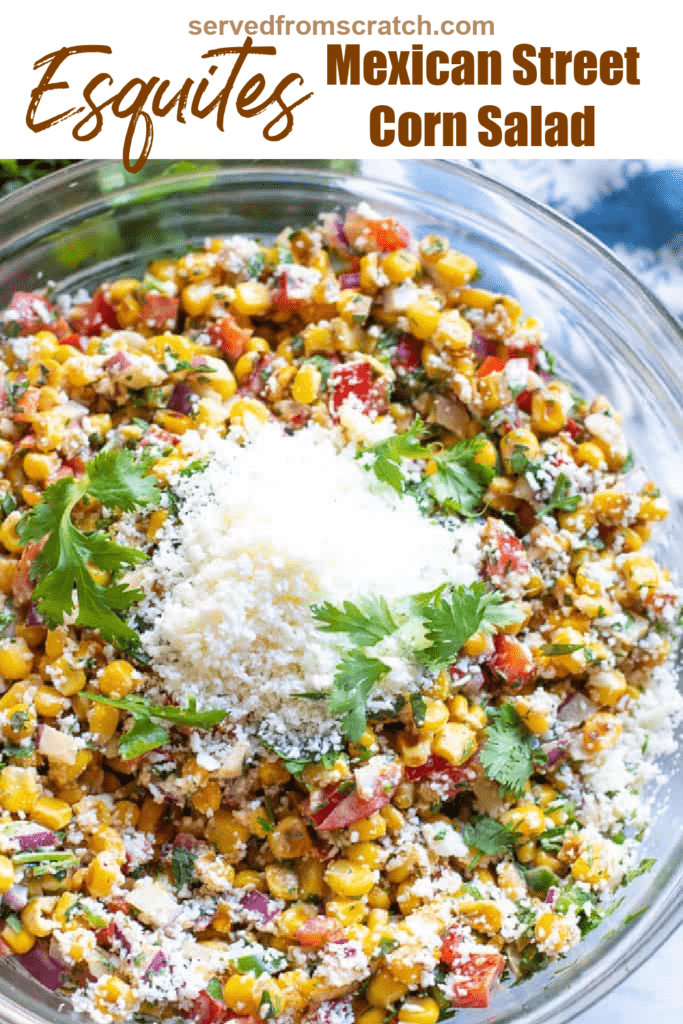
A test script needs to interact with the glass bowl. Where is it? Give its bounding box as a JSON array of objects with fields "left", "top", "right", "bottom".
[{"left": 0, "top": 159, "right": 681, "bottom": 1024}]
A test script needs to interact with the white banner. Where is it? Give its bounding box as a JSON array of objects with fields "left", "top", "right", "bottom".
[{"left": 1, "top": 0, "right": 680, "bottom": 165}]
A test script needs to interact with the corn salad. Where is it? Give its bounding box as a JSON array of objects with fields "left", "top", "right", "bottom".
[{"left": 0, "top": 201, "right": 679, "bottom": 1024}]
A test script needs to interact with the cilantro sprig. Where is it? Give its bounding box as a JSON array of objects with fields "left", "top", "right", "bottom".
[
  {"left": 328, "top": 650, "right": 391, "bottom": 742},
  {"left": 360, "top": 418, "right": 428, "bottom": 494},
  {"left": 313, "top": 596, "right": 397, "bottom": 648},
  {"left": 360, "top": 422, "right": 495, "bottom": 515},
  {"left": 418, "top": 583, "right": 524, "bottom": 669},
  {"left": 480, "top": 703, "right": 546, "bottom": 798},
  {"left": 18, "top": 450, "right": 160, "bottom": 650},
  {"left": 462, "top": 815, "right": 520, "bottom": 858},
  {"left": 313, "top": 583, "right": 522, "bottom": 741},
  {"left": 420, "top": 436, "right": 496, "bottom": 516},
  {"left": 84, "top": 692, "right": 227, "bottom": 759},
  {"left": 537, "top": 473, "right": 580, "bottom": 519}
]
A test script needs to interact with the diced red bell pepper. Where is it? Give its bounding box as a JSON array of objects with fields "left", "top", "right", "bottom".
[
  {"left": 510, "top": 342, "right": 539, "bottom": 370},
  {"left": 59, "top": 333, "right": 83, "bottom": 350},
  {"left": 565, "top": 418, "right": 583, "bottom": 441},
  {"left": 51, "top": 316, "right": 72, "bottom": 340},
  {"left": 483, "top": 522, "right": 531, "bottom": 583},
  {"left": 187, "top": 991, "right": 233, "bottom": 1024},
  {"left": 476, "top": 355, "right": 507, "bottom": 377},
  {"left": 7, "top": 292, "right": 54, "bottom": 335},
  {"left": 515, "top": 389, "right": 533, "bottom": 413},
  {"left": 329, "top": 361, "right": 387, "bottom": 416},
  {"left": 366, "top": 217, "right": 411, "bottom": 252},
  {"left": 207, "top": 315, "right": 252, "bottom": 361},
  {"left": 140, "top": 294, "right": 179, "bottom": 331},
  {"left": 487, "top": 634, "right": 534, "bottom": 686},
  {"left": 79, "top": 291, "right": 119, "bottom": 336},
  {"left": 403, "top": 755, "right": 471, "bottom": 792},
  {"left": 392, "top": 334, "right": 423, "bottom": 371},
  {"left": 295, "top": 916, "right": 345, "bottom": 948},
  {"left": 12, "top": 386, "right": 40, "bottom": 423},
  {"left": 271, "top": 270, "right": 308, "bottom": 313},
  {"left": 440, "top": 930, "right": 504, "bottom": 1009},
  {"left": 311, "top": 763, "right": 401, "bottom": 831},
  {"left": 95, "top": 922, "right": 117, "bottom": 950}
]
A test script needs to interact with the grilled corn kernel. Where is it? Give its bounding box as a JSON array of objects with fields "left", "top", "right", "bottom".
[
  {"left": 1, "top": 924, "right": 35, "bottom": 954},
  {"left": 406, "top": 299, "right": 440, "bottom": 340},
  {"left": 207, "top": 811, "right": 250, "bottom": 862},
  {"left": 575, "top": 441, "right": 607, "bottom": 470},
  {"left": 582, "top": 712, "right": 622, "bottom": 753},
  {"left": 434, "top": 250, "right": 478, "bottom": 288},
  {"left": 0, "top": 766, "right": 41, "bottom": 812},
  {"left": 291, "top": 363, "right": 322, "bottom": 405},
  {"left": 531, "top": 392, "right": 567, "bottom": 434},
  {"left": 265, "top": 864, "right": 300, "bottom": 901},
  {"left": 298, "top": 860, "right": 324, "bottom": 900},
  {"left": 49, "top": 656, "right": 86, "bottom": 695},
  {"left": 325, "top": 859, "right": 376, "bottom": 898},
  {"left": 85, "top": 851, "right": 122, "bottom": 898},
  {"left": 0, "top": 511, "right": 24, "bottom": 554},
  {"left": 501, "top": 804, "right": 546, "bottom": 838},
  {"left": 367, "top": 970, "right": 409, "bottom": 1008},
  {"left": 500, "top": 428, "right": 540, "bottom": 473},
  {"left": 383, "top": 250, "right": 419, "bottom": 284},
  {"left": 268, "top": 816, "right": 311, "bottom": 859},
  {"left": 358, "top": 1010, "right": 386, "bottom": 1024},
  {"left": 457, "top": 900, "right": 504, "bottom": 935},
  {"left": 353, "top": 812, "right": 387, "bottom": 841},
  {"left": 432, "top": 722, "right": 477, "bottom": 765},
  {"left": 30, "top": 796, "right": 72, "bottom": 831},
  {"left": 229, "top": 396, "right": 269, "bottom": 426},
  {"left": 534, "top": 911, "right": 577, "bottom": 955},
  {"left": 587, "top": 669, "right": 627, "bottom": 707},
  {"left": 398, "top": 997, "right": 440, "bottom": 1024},
  {"left": 0, "top": 855, "right": 14, "bottom": 893},
  {"left": 21, "top": 896, "right": 57, "bottom": 938},
  {"left": 397, "top": 733, "right": 432, "bottom": 768},
  {"left": 232, "top": 281, "right": 271, "bottom": 317},
  {"left": 98, "top": 660, "right": 137, "bottom": 698},
  {"left": 0, "top": 639, "right": 33, "bottom": 681},
  {"left": 222, "top": 974, "right": 259, "bottom": 1016}
]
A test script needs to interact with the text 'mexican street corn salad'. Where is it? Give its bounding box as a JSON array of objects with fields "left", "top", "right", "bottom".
[{"left": 0, "top": 202, "right": 679, "bottom": 1024}]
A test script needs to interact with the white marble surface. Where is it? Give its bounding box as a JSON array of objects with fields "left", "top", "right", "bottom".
[{"left": 577, "top": 926, "right": 682, "bottom": 1022}]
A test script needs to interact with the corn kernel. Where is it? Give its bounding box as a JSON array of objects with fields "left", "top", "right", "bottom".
[
  {"left": 1, "top": 923, "right": 35, "bottom": 954},
  {"left": 229, "top": 397, "right": 269, "bottom": 427},
  {"left": 367, "top": 970, "right": 408, "bottom": 1008},
  {"left": 0, "top": 765, "right": 41, "bottom": 812},
  {"left": 501, "top": 804, "right": 546, "bottom": 838},
  {"left": 0, "top": 854, "right": 14, "bottom": 893},
  {"left": 434, "top": 250, "right": 478, "bottom": 288},
  {"left": 30, "top": 796, "right": 73, "bottom": 831},
  {"left": 291, "top": 363, "right": 322, "bottom": 405},
  {"left": 431, "top": 722, "right": 477, "bottom": 765},
  {"left": 531, "top": 392, "right": 567, "bottom": 434},
  {"left": 383, "top": 250, "right": 420, "bottom": 284},
  {"left": 325, "top": 859, "right": 376, "bottom": 898},
  {"left": 398, "top": 997, "right": 441, "bottom": 1024},
  {"left": 0, "top": 511, "right": 24, "bottom": 554},
  {"left": 99, "top": 660, "right": 137, "bottom": 698}
]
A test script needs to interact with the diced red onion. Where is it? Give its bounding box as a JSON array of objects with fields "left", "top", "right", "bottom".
[
  {"left": 17, "top": 945, "right": 64, "bottom": 991},
  {"left": 557, "top": 693, "right": 593, "bottom": 725},
  {"left": 240, "top": 888, "right": 279, "bottom": 923},
  {"left": 3, "top": 883, "right": 29, "bottom": 910},
  {"left": 320, "top": 213, "right": 349, "bottom": 251},
  {"left": 339, "top": 272, "right": 360, "bottom": 290},
  {"left": 104, "top": 351, "right": 132, "bottom": 373},
  {"left": 545, "top": 887, "right": 557, "bottom": 905},
  {"left": 113, "top": 924, "right": 132, "bottom": 953},
  {"left": 472, "top": 331, "right": 496, "bottom": 360},
  {"left": 144, "top": 951, "right": 167, "bottom": 976},
  {"left": 25, "top": 602, "right": 44, "bottom": 626},
  {"left": 167, "top": 383, "right": 193, "bottom": 417},
  {"left": 540, "top": 741, "right": 569, "bottom": 765},
  {"left": 18, "top": 830, "right": 56, "bottom": 851}
]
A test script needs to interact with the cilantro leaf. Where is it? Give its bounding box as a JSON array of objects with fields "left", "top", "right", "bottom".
[
  {"left": 541, "top": 643, "right": 584, "bottom": 656},
  {"left": 537, "top": 473, "right": 581, "bottom": 519},
  {"left": 422, "top": 435, "right": 495, "bottom": 516},
  {"left": 480, "top": 703, "right": 542, "bottom": 799},
  {"left": 621, "top": 857, "right": 656, "bottom": 887},
  {"left": 84, "top": 692, "right": 227, "bottom": 759},
  {"left": 206, "top": 979, "right": 224, "bottom": 1001},
  {"left": 360, "top": 418, "right": 428, "bottom": 494},
  {"left": 328, "top": 650, "right": 390, "bottom": 741},
  {"left": 312, "top": 596, "right": 397, "bottom": 648},
  {"left": 419, "top": 582, "right": 523, "bottom": 669},
  {"left": 18, "top": 451, "right": 160, "bottom": 649},
  {"left": 171, "top": 845, "right": 196, "bottom": 888},
  {"left": 462, "top": 815, "right": 520, "bottom": 857}
]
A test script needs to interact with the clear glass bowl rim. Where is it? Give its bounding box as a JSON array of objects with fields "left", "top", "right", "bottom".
[{"left": 0, "top": 158, "right": 681, "bottom": 1024}]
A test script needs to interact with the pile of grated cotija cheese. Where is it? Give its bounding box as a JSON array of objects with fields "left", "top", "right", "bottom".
[{"left": 0, "top": 203, "right": 679, "bottom": 1024}]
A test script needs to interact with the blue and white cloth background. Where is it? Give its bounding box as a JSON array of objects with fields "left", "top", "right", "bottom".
[
  {"left": 473, "top": 159, "right": 683, "bottom": 1024},
  {"left": 471, "top": 159, "right": 683, "bottom": 321}
]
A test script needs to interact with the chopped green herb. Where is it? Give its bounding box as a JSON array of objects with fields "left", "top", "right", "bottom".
[
  {"left": 359, "top": 418, "right": 428, "bottom": 495},
  {"left": 171, "top": 845, "right": 196, "bottom": 888},
  {"left": 537, "top": 473, "right": 581, "bottom": 519},
  {"left": 84, "top": 692, "right": 227, "bottom": 759},
  {"left": 312, "top": 596, "right": 397, "bottom": 648},
  {"left": 480, "top": 704, "right": 544, "bottom": 799},
  {"left": 418, "top": 583, "right": 523, "bottom": 669},
  {"left": 17, "top": 450, "right": 160, "bottom": 649},
  {"left": 328, "top": 650, "right": 391, "bottom": 742},
  {"left": 462, "top": 816, "right": 520, "bottom": 857}
]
